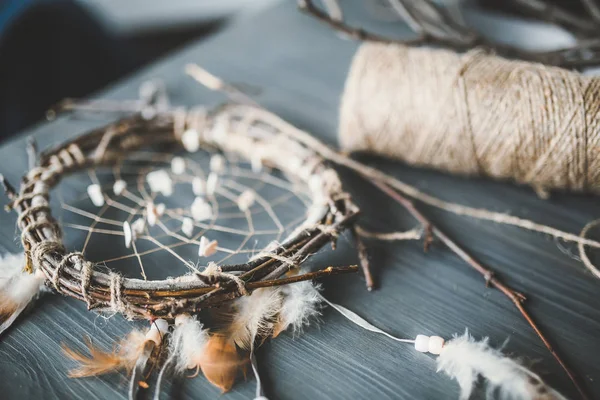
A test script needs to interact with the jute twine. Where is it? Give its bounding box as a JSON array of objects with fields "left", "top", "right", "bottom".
[{"left": 339, "top": 42, "right": 600, "bottom": 193}]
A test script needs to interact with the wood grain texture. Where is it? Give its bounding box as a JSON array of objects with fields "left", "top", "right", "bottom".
[{"left": 1, "top": 2, "right": 599, "bottom": 399}]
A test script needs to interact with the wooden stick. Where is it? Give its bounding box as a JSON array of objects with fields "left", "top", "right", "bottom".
[
  {"left": 298, "top": 0, "right": 600, "bottom": 68},
  {"left": 351, "top": 226, "right": 374, "bottom": 290}
]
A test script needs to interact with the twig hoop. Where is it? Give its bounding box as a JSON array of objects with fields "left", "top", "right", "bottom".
[{"left": 9, "top": 104, "right": 359, "bottom": 320}]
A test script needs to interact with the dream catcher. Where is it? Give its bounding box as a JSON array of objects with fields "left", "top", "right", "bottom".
[
  {"left": 1, "top": 49, "right": 599, "bottom": 400},
  {"left": 0, "top": 74, "right": 360, "bottom": 398}
]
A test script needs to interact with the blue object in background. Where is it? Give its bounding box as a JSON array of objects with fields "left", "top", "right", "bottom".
[{"left": 0, "top": 0, "right": 136, "bottom": 141}]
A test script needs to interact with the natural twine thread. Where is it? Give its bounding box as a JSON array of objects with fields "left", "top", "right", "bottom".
[{"left": 339, "top": 42, "right": 600, "bottom": 193}]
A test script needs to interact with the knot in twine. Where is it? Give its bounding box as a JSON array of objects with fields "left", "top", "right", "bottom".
[
  {"left": 339, "top": 42, "right": 600, "bottom": 193},
  {"left": 29, "top": 240, "right": 65, "bottom": 273},
  {"left": 109, "top": 273, "right": 128, "bottom": 315}
]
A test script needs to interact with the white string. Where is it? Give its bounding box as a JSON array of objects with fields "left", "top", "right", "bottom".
[
  {"left": 58, "top": 147, "right": 312, "bottom": 281},
  {"left": 318, "top": 294, "right": 415, "bottom": 344}
]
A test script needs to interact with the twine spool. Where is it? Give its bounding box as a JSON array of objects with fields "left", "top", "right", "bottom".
[{"left": 339, "top": 42, "right": 600, "bottom": 193}]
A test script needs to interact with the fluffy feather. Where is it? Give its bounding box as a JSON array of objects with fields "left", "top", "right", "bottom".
[
  {"left": 0, "top": 253, "right": 25, "bottom": 284},
  {"left": 154, "top": 315, "right": 209, "bottom": 400},
  {"left": 63, "top": 330, "right": 148, "bottom": 377},
  {"left": 0, "top": 253, "right": 45, "bottom": 335},
  {"left": 229, "top": 287, "right": 283, "bottom": 349},
  {"left": 274, "top": 280, "right": 321, "bottom": 337},
  {"left": 200, "top": 335, "right": 247, "bottom": 392},
  {"left": 225, "top": 287, "right": 282, "bottom": 397},
  {"left": 171, "top": 314, "right": 209, "bottom": 373},
  {"left": 437, "top": 331, "right": 568, "bottom": 400}
]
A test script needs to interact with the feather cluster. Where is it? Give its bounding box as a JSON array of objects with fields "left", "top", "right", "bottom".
[
  {"left": 200, "top": 334, "right": 247, "bottom": 392},
  {"left": 63, "top": 319, "right": 169, "bottom": 397},
  {"left": 229, "top": 287, "right": 283, "bottom": 349},
  {"left": 63, "top": 330, "right": 149, "bottom": 378},
  {"left": 62, "top": 278, "right": 324, "bottom": 396},
  {"left": 274, "top": 280, "right": 322, "bottom": 337},
  {"left": 437, "top": 331, "right": 568, "bottom": 400},
  {"left": 0, "top": 252, "right": 45, "bottom": 335},
  {"left": 170, "top": 314, "right": 209, "bottom": 373}
]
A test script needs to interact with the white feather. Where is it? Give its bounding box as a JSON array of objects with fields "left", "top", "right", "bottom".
[
  {"left": 437, "top": 331, "right": 568, "bottom": 400},
  {"left": 172, "top": 315, "right": 209, "bottom": 373},
  {"left": 0, "top": 253, "right": 25, "bottom": 285},
  {"left": 0, "top": 253, "right": 45, "bottom": 334},
  {"left": 277, "top": 280, "right": 321, "bottom": 335},
  {"left": 230, "top": 287, "right": 282, "bottom": 349},
  {"left": 2, "top": 271, "right": 45, "bottom": 305}
]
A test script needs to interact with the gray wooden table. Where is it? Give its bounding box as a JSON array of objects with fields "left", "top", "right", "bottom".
[{"left": 0, "top": 2, "right": 599, "bottom": 399}]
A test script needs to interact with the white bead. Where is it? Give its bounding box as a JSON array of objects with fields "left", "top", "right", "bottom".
[
  {"left": 123, "top": 221, "right": 132, "bottom": 248},
  {"left": 171, "top": 156, "right": 186, "bottom": 175},
  {"left": 210, "top": 115, "right": 228, "bottom": 144},
  {"left": 87, "top": 184, "right": 104, "bottom": 207},
  {"left": 146, "top": 328, "right": 161, "bottom": 345},
  {"left": 113, "top": 179, "right": 127, "bottom": 196},
  {"left": 415, "top": 334, "right": 430, "bottom": 353},
  {"left": 181, "top": 128, "right": 200, "bottom": 152},
  {"left": 146, "top": 202, "right": 164, "bottom": 226},
  {"left": 191, "top": 197, "right": 212, "bottom": 221},
  {"left": 206, "top": 172, "right": 218, "bottom": 196},
  {"left": 198, "top": 236, "right": 218, "bottom": 257},
  {"left": 141, "top": 106, "right": 156, "bottom": 120},
  {"left": 131, "top": 218, "right": 146, "bottom": 238},
  {"left": 192, "top": 177, "right": 205, "bottom": 195},
  {"left": 182, "top": 217, "right": 194, "bottom": 237},
  {"left": 210, "top": 154, "right": 225, "bottom": 173},
  {"left": 147, "top": 213, "right": 156, "bottom": 227},
  {"left": 428, "top": 336, "right": 445, "bottom": 355},
  {"left": 251, "top": 152, "right": 264, "bottom": 174},
  {"left": 154, "top": 318, "right": 169, "bottom": 334},
  {"left": 146, "top": 318, "right": 170, "bottom": 345},
  {"left": 237, "top": 189, "right": 255, "bottom": 212},
  {"left": 147, "top": 169, "right": 173, "bottom": 197}
]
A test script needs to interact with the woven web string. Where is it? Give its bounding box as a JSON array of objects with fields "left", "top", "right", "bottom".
[{"left": 55, "top": 148, "right": 312, "bottom": 281}]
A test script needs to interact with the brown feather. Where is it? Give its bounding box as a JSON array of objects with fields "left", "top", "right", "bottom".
[
  {"left": 272, "top": 316, "right": 285, "bottom": 338},
  {"left": 0, "top": 294, "right": 17, "bottom": 317},
  {"left": 200, "top": 335, "right": 247, "bottom": 392},
  {"left": 63, "top": 331, "right": 147, "bottom": 378}
]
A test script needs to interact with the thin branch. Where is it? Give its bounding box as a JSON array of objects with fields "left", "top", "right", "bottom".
[
  {"left": 386, "top": 0, "right": 426, "bottom": 35},
  {"left": 351, "top": 226, "right": 374, "bottom": 290},
  {"left": 371, "top": 180, "right": 589, "bottom": 400},
  {"left": 26, "top": 137, "right": 38, "bottom": 170},
  {"left": 355, "top": 226, "right": 421, "bottom": 241},
  {"left": 297, "top": 0, "right": 426, "bottom": 44},
  {"left": 509, "top": 0, "right": 599, "bottom": 37},
  {"left": 298, "top": 0, "right": 600, "bottom": 69},
  {"left": 322, "top": 0, "right": 343, "bottom": 21},
  {"left": 577, "top": 219, "right": 600, "bottom": 280},
  {"left": 185, "top": 64, "right": 259, "bottom": 106},
  {"left": 581, "top": 0, "right": 600, "bottom": 22},
  {"left": 248, "top": 265, "right": 358, "bottom": 289},
  {"left": 0, "top": 174, "right": 17, "bottom": 201}
]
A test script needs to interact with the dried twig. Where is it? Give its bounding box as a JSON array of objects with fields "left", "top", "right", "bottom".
[
  {"left": 351, "top": 226, "right": 374, "bottom": 290},
  {"left": 371, "top": 179, "right": 590, "bottom": 400},
  {"left": 298, "top": 0, "right": 600, "bottom": 68}
]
